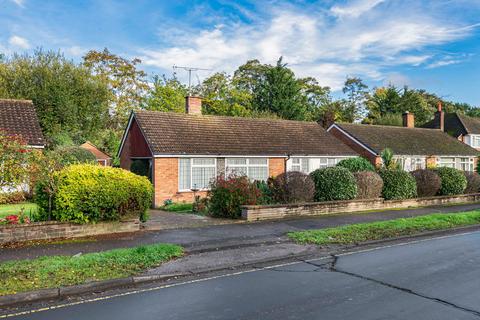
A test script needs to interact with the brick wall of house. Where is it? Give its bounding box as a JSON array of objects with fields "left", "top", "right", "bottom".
[
  {"left": 328, "top": 126, "right": 381, "bottom": 166},
  {"left": 269, "top": 158, "right": 286, "bottom": 177},
  {"left": 119, "top": 118, "right": 152, "bottom": 170}
]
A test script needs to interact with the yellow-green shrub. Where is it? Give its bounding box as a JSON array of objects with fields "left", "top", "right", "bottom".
[{"left": 35, "top": 164, "right": 153, "bottom": 223}]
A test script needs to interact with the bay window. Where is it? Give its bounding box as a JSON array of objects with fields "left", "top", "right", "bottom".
[
  {"left": 179, "top": 158, "right": 216, "bottom": 191},
  {"left": 225, "top": 158, "right": 269, "bottom": 181}
]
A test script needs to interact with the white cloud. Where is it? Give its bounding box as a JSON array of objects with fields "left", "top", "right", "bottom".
[
  {"left": 140, "top": 1, "right": 478, "bottom": 91},
  {"left": 9, "top": 0, "right": 24, "bottom": 7},
  {"left": 65, "top": 46, "right": 87, "bottom": 57},
  {"left": 8, "top": 35, "right": 30, "bottom": 49}
]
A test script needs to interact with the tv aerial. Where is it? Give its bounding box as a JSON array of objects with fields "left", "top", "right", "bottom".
[{"left": 173, "top": 65, "right": 212, "bottom": 91}]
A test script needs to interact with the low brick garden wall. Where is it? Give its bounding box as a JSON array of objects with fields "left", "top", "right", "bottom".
[
  {"left": 0, "top": 219, "right": 140, "bottom": 244},
  {"left": 242, "top": 193, "right": 480, "bottom": 221}
]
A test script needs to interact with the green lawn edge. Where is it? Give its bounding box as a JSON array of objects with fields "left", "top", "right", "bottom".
[
  {"left": 0, "top": 202, "right": 38, "bottom": 219},
  {"left": 160, "top": 203, "right": 193, "bottom": 213},
  {"left": 0, "top": 243, "right": 183, "bottom": 296},
  {"left": 288, "top": 210, "right": 480, "bottom": 245}
]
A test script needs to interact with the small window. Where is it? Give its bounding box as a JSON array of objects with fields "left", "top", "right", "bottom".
[
  {"left": 226, "top": 158, "right": 269, "bottom": 181},
  {"left": 179, "top": 158, "right": 216, "bottom": 191},
  {"left": 290, "top": 157, "right": 309, "bottom": 173}
]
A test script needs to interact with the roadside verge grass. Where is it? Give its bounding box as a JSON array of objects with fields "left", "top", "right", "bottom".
[
  {"left": 288, "top": 211, "right": 480, "bottom": 245},
  {"left": 0, "top": 243, "right": 183, "bottom": 296}
]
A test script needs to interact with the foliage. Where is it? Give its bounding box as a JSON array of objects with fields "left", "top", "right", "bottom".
[
  {"left": 411, "top": 169, "right": 442, "bottom": 197},
  {"left": 336, "top": 157, "right": 375, "bottom": 173},
  {"left": 0, "top": 50, "right": 110, "bottom": 147},
  {"left": 434, "top": 167, "right": 467, "bottom": 196},
  {"left": 83, "top": 48, "right": 149, "bottom": 129},
  {"left": 0, "top": 202, "right": 37, "bottom": 219},
  {"left": 0, "top": 191, "right": 26, "bottom": 205},
  {"left": 0, "top": 243, "right": 183, "bottom": 295},
  {"left": 255, "top": 180, "right": 275, "bottom": 205},
  {"left": 464, "top": 172, "right": 480, "bottom": 194},
  {"left": 145, "top": 75, "right": 188, "bottom": 113},
  {"left": 369, "top": 113, "right": 403, "bottom": 126},
  {"left": 289, "top": 211, "right": 480, "bottom": 245},
  {"left": 0, "top": 133, "right": 32, "bottom": 189},
  {"left": 270, "top": 171, "right": 315, "bottom": 203},
  {"left": 35, "top": 164, "right": 153, "bottom": 223},
  {"left": 353, "top": 171, "right": 383, "bottom": 199},
  {"left": 310, "top": 167, "right": 357, "bottom": 201},
  {"left": 379, "top": 169, "right": 417, "bottom": 200},
  {"left": 49, "top": 146, "right": 97, "bottom": 167},
  {"left": 161, "top": 202, "right": 193, "bottom": 213},
  {"left": 208, "top": 174, "right": 263, "bottom": 219},
  {"left": 341, "top": 77, "right": 369, "bottom": 122},
  {"left": 380, "top": 148, "right": 399, "bottom": 170}
]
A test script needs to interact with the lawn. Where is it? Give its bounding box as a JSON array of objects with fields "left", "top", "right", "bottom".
[
  {"left": 0, "top": 202, "right": 38, "bottom": 219},
  {"left": 289, "top": 210, "right": 480, "bottom": 245},
  {"left": 161, "top": 202, "right": 193, "bottom": 213},
  {"left": 0, "top": 243, "right": 183, "bottom": 296}
]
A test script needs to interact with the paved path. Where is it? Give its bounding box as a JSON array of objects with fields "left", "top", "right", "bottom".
[
  {"left": 1, "top": 202, "right": 480, "bottom": 262},
  {"left": 6, "top": 231, "right": 480, "bottom": 319}
]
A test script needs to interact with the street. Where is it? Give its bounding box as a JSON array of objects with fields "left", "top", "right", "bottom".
[{"left": 5, "top": 231, "right": 480, "bottom": 320}]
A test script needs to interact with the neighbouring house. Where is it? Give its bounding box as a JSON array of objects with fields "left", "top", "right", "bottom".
[
  {"left": 80, "top": 141, "right": 112, "bottom": 166},
  {"left": 0, "top": 99, "right": 45, "bottom": 149},
  {"left": 422, "top": 102, "right": 480, "bottom": 151},
  {"left": 327, "top": 111, "right": 479, "bottom": 171},
  {"left": 118, "top": 96, "right": 358, "bottom": 206}
]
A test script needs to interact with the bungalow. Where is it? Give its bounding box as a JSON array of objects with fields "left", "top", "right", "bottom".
[
  {"left": 327, "top": 112, "right": 479, "bottom": 171},
  {"left": 0, "top": 99, "right": 45, "bottom": 148},
  {"left": 422, "top": 103, "right": 480, "bottom": 151},
  {"left": 80, "top": 141, "right": 112, "bottom": 166},
  {"left": 118, "top": 96, "right": 358, "bottom": 206}
]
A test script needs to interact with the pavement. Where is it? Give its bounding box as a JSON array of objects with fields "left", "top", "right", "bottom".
[
  {"left": 2, "top": 202, "right": 480, "bottom": 262},
  {"left": 4, "top": 230, "right": 480, "bottom": 319}
]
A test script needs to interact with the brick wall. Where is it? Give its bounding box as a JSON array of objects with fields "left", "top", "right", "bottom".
[
  {"left": 242, "top": 193, "right": 480, "bottom": 221},
  {"left": 328, "top": 126, "right": 381, "bottom": 166},
  {"left": 0, "top": 220, "right": 139, "bottom": 244},
  {"left": 269, "top": 158, "right": 286, "bottom": 177}
]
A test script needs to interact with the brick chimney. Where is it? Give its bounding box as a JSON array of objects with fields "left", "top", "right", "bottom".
[
  {"left": 434, "top": 101, "right": 444, "bottom": 131},
  {"left": 402, "top": 111, "right": 415, "bottom": 128},
  {"left": 185, "top": 96, "right": 202, "bottom": 115}
]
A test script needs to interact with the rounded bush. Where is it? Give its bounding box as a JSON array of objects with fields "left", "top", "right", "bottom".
[
  {"left": 50, "top": 146, "right": 97, "bottom": 167},
  {"left": 379, "top": 169, "right": 417, "bottom": 200},
  {"left": 271, "top": 171, "right": 315, "bottom": 203},
  {"left": 463, "top": 171, "right": 480, "bottom": 194},
  {"left": 353, "top": 171, "right": 383, "bottom": 199},
  {"left": 411, "top": 169, "right": 441, "bottom": 197},
  {"left": 336, "top": 157, "right": 375, "bottom": 173},
  {"left": 35, "top": 164, "right": 153, "bottom": 223},
  {"left": 208, "top": 175, "right": 262, "bottom": 219},
  {"left": 434, "top": 167, "right": 467, "bottom": 195},
  {"left": 310, "top": 167, "right": 357, "bottom": 201}
]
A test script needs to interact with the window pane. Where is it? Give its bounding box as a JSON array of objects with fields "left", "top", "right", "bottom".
[
  {"left": 248, "top": 166, "right": 268, "bottom": 181},
  {"left": 301, "top": 158, "right": 309, "bottom": 173},
  {"left": 292, "top": 158, "right": 300, "bottom": 164},
  {"left": 327, "top": 158, "right": 336, "bottom": 166},
  {"left": 192, "top": 158, "right": 215, "bottom": 166},
  {"left": 179, "top": 158, "right": 191, "bottom": 190},
  {"left": 226, "top": 166, "right": 247, "bottom": 177},
  {"left": 192, "top": 167, "right": 216, "bottom": 189},
  {"left": 226, "top": 158, "right": 247, "bottom": 165},
  {"left": 248, "top": 158, "right": 267, "bottom": 165}
]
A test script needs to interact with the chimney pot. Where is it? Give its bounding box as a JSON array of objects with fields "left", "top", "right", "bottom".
[
  {"left": 185, "top": 96, "right": 202, "bottom": 115},
  {"left": 402, "top": 111, "right": 415, "bottom": 128}
]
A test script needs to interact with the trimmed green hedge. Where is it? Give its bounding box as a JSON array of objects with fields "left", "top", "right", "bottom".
[
  {"left": 310, "top": 167, "right": 357, "bottom": 201},
  {"left": 35, "top": 164, "right": 153, "bottom": 223},
  {"left": 49, "top": 146, "right": 97, "bottom": 167},
  {"left": 379, "top": 169, "right": 417, "bottom": 200},
  {"left": 336, "top": 157, "right": 375, "bottom": 173},
  {"left": 435, "top": 167, "right": 467, "bottom": 195}
]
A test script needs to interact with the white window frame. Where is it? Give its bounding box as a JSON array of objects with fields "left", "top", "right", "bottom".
[
  {"left": 469, "top": 135, "right": 480, "bottom": 148},
  {"left": 225, "top": 158, "right": 269, "bottom": 181},
  {"left": 287, "top": 157, "right": 349, "bottom": 174},
  {"left": 178, "top": 158, "right": 217, "bottom": 192},
  {"left": 437, "top": 157, "right": 474, "bottom": 171},
  {"left": 394, "top": 156, "right": 426, "bottom": 171}
]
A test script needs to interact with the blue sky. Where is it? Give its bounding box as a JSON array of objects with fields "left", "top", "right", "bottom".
[{"left": 1, "top": 0, "right": 480, "bottom": 105}]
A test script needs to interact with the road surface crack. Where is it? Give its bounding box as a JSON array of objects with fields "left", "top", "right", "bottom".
[{"left": 328, "top": 255, "right": 480, "bottom": 317}]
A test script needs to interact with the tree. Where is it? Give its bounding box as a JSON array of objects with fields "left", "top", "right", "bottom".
[
  {"left": 253, "top": 57, "right": 309, "bottom": 120},
  {"left": 232, "top": 59, "right": 268, "bottom": 94},
  {"left": 0, "top": 133, "right": 31, "bottom": 190},
  {"left": 145, "top": 75, "right": 187, "bottom": 113},
  {"left": 83, "top": 48, "right": 149, "bottom": 129},
  {"left": 0, "top": 50, "right": 110, "bottom": 147},
  {"left": 342, "top": 77, "right": 369, "bottom": 122}
]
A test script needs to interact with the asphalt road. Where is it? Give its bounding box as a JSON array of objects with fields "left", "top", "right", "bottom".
[{"left": 7, "top": 231, "right": 480, "bottom": 320}]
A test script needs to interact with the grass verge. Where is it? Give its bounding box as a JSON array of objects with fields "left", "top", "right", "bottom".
[
  {"left": 0, "top": 202, "right": 37, "bottom": 219},
  {"left": 0, "top": 243, "right": 183, "bottom": 296},
  {"left": 161, "top": 203, "right": 193, "bottom": 213},
  {"left": 288, "top": 210, "right": 480, "bottom": 245}
]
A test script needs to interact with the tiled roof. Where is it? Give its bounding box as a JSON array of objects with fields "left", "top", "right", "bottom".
[
  {"left": 422, "top": 113, "right": 480, "bottom": 136},
  {"left": 132, "top": 111, "right": 358, "bottom": 156},
  {"left": 80, "top": 141, "right": 111, "bottom": 160},
  {"left": 455, "top": 113, "right": 480, "bottom": 135},
  {"left": 0, "top": 99, "right": 45, "bottom": 147},
  {"left": 334, "top": 123, "right": 479, "bottom": 156}
]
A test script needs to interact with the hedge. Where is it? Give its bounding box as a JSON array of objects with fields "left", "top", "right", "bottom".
[
  {"left": 411, "top": 169, "right": 441, "bottom": 197},
  {"left": 379, "top": 169, "right": 417, "bottom": 200},
  {"left": 354, "top": 171, "right": 383, "bottom": 199},
  {"left": 435, "top": 167, "right": 467, "bottom": 196},
  {"left": 336, "top": 157, "right": 375, "bottom": 173},
  {"left": 35, "top": 164, "right": 153, "bottom": 223},
  {"left": 310, "top": 167, "right": 357, "bottom": 201},
  {"left": 271, "top": 171, "right": 315, "bottom": 203},
  {"left": 464, "top": 171, "right": 480, "bottom": 194}
]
